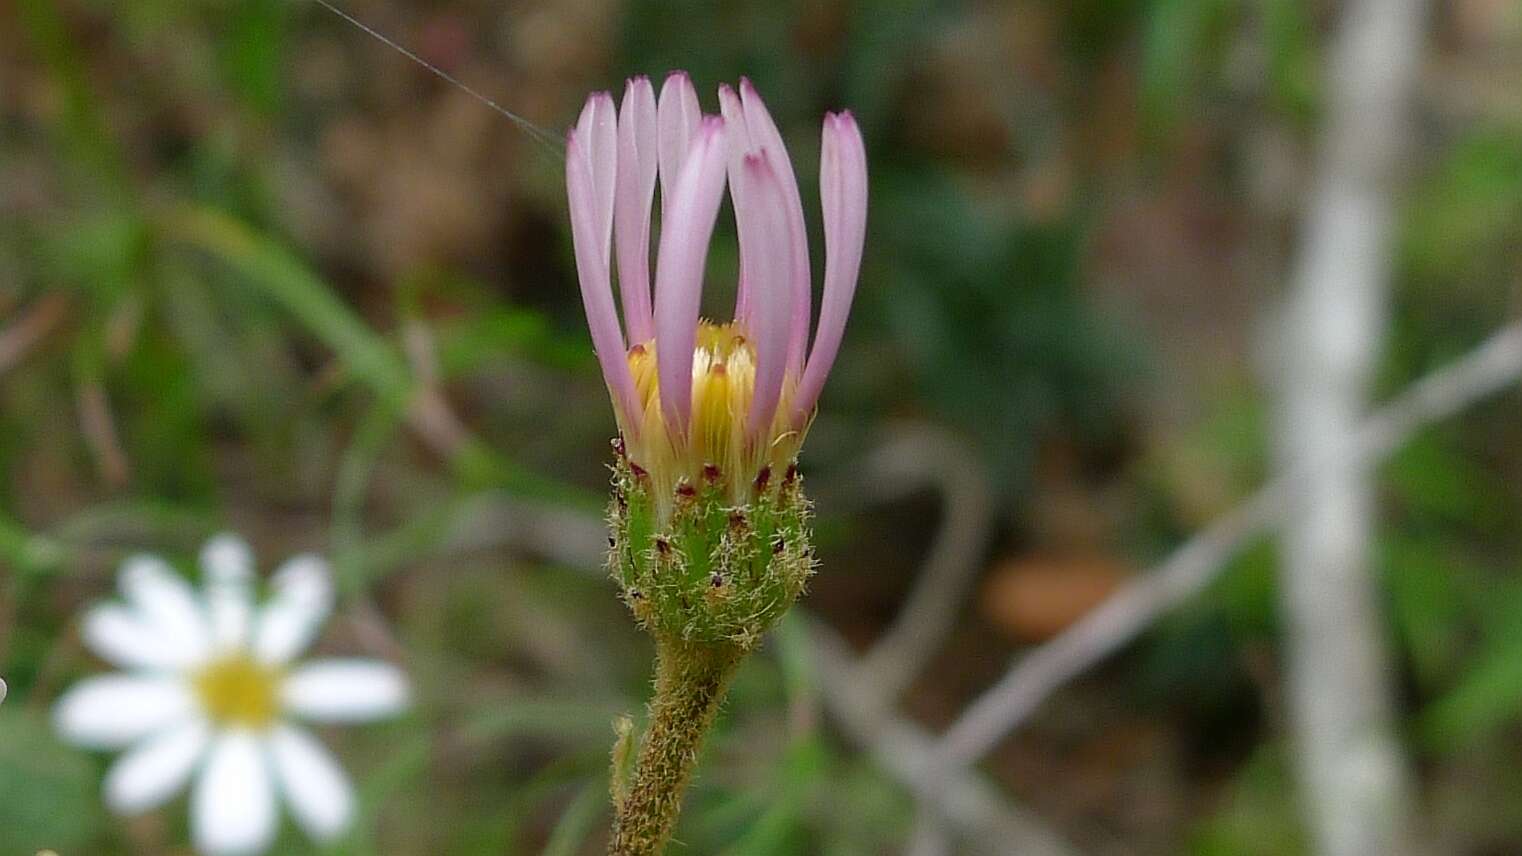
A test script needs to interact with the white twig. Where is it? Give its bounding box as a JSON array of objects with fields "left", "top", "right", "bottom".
[
  {"left": 851, "top": 425, "right": 995, "bottom": 701},
  {"left": 809, "top": 622, "right": 1080, "bottom": 856},
  {"left": 906, "top": 807, "right": 954, "bottom": 856},
  {"left": 933, "top": 321, "right": 1522, "bottom": 768},
  {"left": 842, "top": 426, "right": 998, "bottom": 853},
  {"left": 420, "top": 468, "right": 1072, "bottom": 852},
  {"left": 427, "top": 456, "right": 1066, "bottom": 853},
  {"left": 1274, "top": 0, "right": 1426, "bottom": 852},
  {"left": 441, "top": 493, "right": 609, "bottom": 568}
]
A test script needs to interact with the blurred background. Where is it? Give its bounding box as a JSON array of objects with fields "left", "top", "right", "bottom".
[{"left": 3, "top": 0, "right": 1522, "bottom": 853}]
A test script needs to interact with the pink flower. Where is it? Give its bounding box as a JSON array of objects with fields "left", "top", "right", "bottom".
[{"left": 566, "top": 73, "right": 867, "bottom": 501}]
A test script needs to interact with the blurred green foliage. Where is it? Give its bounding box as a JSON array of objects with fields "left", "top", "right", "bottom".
[{"left": 3, "top": 0, "right": 1522, "bottom": 853}]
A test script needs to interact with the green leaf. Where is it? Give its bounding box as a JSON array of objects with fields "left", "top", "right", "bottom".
[
  {"left": 1139, "top": 0, "right": 1233, "bottom": 134},
  {"left": 542, "top": 781, "right": 607, "bottom": 856},
  {"left": 1380, "top": 534, "right": 1467, "bottom": 687},
  {"left": 1187, "top": 744, "right": 1304, "bottom": 856},
  {"left": 1421, "top": 589, "right": 1522, "bottom": 749},
  {"left": 0, "top": 708, "right": 104, "bottom": 852},
  {"left": 166, "top": 205, "right": 413, "bottom": 406},
  {"left": 1383, "top": 430, "right": 1510, "bottom": 531},
  {"left": 220, "top": 0, "right": 286, "bottom": 114},
  {"left": 1402, "top": 127, "right": 1522, "bottom": 290}
]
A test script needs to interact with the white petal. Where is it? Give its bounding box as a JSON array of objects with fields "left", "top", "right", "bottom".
[
  {"left": 54, "top": 674, "right": 197, "bottom": 749},
  {"left": 82, "top": 604, "right": 195, "bottom": 671},
  {"left": 281, "top": 659, "right": 409, "bottom": 723},
  {"left": 252, "top": 555, "right": 333, "bottom": 666},
  {"left": 201, "top": 533, "right": 254, "bottom": 651},
  {"left": 104, "top": 719, "right": 210, "bottom": 814},
  {"left": 193, "top": 730, "right": 277, "bottom": 856},
  {"left": 269, "top": 724, "right": 354, "bottom": 842},
  {"left": 119, "top": 554, "right": 211, "bottom": 661},
  {"left": 201, "top": 532, "right": 254, "bottom": 580}
]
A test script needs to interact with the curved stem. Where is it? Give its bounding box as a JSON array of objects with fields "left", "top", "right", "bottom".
[{"left": 609, "top": 636, "right": 745, "bottom": 856}]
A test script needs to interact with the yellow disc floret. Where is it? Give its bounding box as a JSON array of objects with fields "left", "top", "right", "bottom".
[
  {"left": 194, "top": 655, "right": 281, "bottom": 729},
  {"left": 623, "top": 321, "right": 802, "bottom": 516}
]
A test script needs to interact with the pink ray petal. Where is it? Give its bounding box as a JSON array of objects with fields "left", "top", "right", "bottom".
[
  {"left": 652, "top": 115, "right": 729, "bottom": 433},
  {"left": 794, "top": 111, "right": 868, "bottom": 423},
  {"left": 734, "top": 151, "right": 793, "bottom": 440},
  {"left": 574, "top": 92, "right": 618, "bottom": 260},
  {"left": 657, "top": 72, "right": 702, "bottom": 215},
  {"left": 739, "top": 78, "right": 812, "bottom": 373},
  {"left": 718, "top": 83, "right": 755, "bottom": 324},
  {"left": 615, "top": 76, "right": 659, "bottom": 344},
  {"left": 567, "top": 128, "right": 641, "bottom": 431}
]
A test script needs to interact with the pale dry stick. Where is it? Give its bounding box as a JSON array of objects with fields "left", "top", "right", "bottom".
[
  {"left": 851, "top": 426, "right": 995, "bottom": 702},
  {"left": 439, "top": 493, "right": 609, "bottom": 567},
  {"left": 407, "top": 483, "right": 1076, "bottom": 854},
  {"left": 401, "top": 319, "right": 472, "bottom": 458},
  {"left": 906, "top": 807, "right": 954, "bottom": 856},
  {"left": 842, "top": 426, "right": 993, "bottom": 856},
  {"left": 810, "top": 621, "right": 1079, "bottom": 856},
  {"left": 935, "top": 320, "right": 1522, "bottom": 769},
  {"left": 347, "top": 597, "right": 411, "bottom": 665},
  {"left": 76, "top": 378, "right": 130, "bottom": 487},
  {"left": 1274, "top": 1, "right": 1427, "bottom": 852},
  {"left": 0, "top": 293, "right": 69, "bottom": 375}
]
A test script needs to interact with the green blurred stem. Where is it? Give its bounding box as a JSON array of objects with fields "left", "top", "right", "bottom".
[{"left": 609, "top": 637, "right": 745, "bottom": 856}]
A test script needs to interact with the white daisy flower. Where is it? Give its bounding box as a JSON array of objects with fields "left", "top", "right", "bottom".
[{"left": 53, "top": 533, "right": 409, "bottom": 856}]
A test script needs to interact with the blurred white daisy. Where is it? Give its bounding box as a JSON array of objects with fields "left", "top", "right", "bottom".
[{"left": 53, "top": 533, "right": 409, "bottom": 856}]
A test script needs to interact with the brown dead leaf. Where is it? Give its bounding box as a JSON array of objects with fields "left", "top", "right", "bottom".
[{"left": 980, "top": 552, "right": 1130, "bottom": 642}]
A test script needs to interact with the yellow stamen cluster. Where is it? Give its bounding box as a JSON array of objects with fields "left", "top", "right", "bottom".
[
  {"left": 623, "top": 321, "right": 802, "bottom": 510},
  {"left": 194, "top": 655, "right": 281, "bottom": 729}
]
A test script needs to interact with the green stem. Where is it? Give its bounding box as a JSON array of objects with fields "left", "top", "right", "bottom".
[{"left": 609, "top": 636, "right": 746, "bottom": 856}]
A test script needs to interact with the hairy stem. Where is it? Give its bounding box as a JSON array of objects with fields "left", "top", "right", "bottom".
[{"left": 608, "top": 636, "right": 745, "bottom": 856}]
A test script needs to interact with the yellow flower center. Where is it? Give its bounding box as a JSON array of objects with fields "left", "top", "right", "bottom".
[
  {"left": 623, "top": 321, "right": 804, "bottom": 514},
  {"left": 193, "top": 655, "right": 281, "bottom": 729}
]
